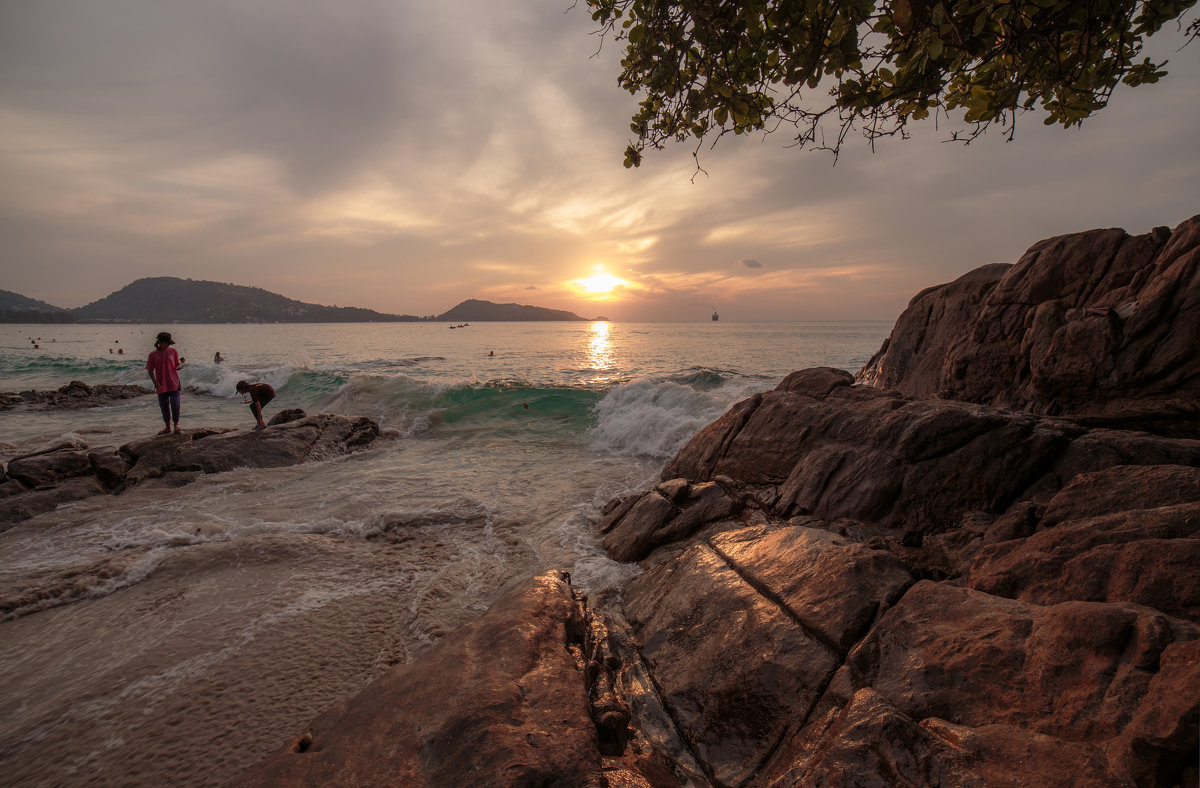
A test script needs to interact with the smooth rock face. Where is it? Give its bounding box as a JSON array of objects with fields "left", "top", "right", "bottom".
[
  {"left": 858, "top": 215, "right": 1200, "bottom": 437},
  {"left": 235, "top": 571, "right": 606, "bottom": 788},
  {"left": 619, "top": 525, "right": 913, "bottom": 787}
]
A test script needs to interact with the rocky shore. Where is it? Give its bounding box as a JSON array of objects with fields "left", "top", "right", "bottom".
[
  {"left": 0, "top": 406, "right": 381, "bottom": 528},
  {"left": 6, "top": 217, "right": 1197, "bottom": 786},
  {"left": 234, "top": 215, "right": 1199, "bottom": 787}
]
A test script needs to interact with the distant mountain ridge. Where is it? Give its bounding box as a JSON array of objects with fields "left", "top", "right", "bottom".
[
  {"left": 71, "top": 277, "right": 418, "bottom": 323},
  {"left": 0, "top": 278, "right": 603, "bottom": 323},
  {"left": 0, "top": 289, "right": 74, "bottom": 323},
  {"left": 437, "top": 299, "right": 593, "bottom": 322}
]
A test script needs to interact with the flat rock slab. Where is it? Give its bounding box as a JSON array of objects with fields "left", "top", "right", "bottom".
[
  {"left": 235, "top": 571, "right": 605, "bottom": 788},
  {"left": 120, "top": 414, "right": 380, "bottom": 484},
  {"left": 0, "top": 414, "right": 382, "bottom": 528},
  {"left": 621, "top": 524, "right": 914, "bottom": 788}
]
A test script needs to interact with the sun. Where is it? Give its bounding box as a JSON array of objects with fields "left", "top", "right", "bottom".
[{"left": 575, "top": 272, "right": 627, "bottom": 295}]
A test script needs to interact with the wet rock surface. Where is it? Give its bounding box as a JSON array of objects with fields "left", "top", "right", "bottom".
[
  {"left": 0, "top": 412, "right": 381, "bottom": 528},
  {"left": 0, "top": 380, "right": 151, "bottom": 411}
]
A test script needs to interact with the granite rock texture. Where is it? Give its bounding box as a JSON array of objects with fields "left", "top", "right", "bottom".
[{"left": 858, "top": 215, "right": 1200, "bottom": 437}]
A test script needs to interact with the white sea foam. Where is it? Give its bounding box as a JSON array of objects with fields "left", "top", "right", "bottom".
[{"left": 587, "top": 379, "right": 732, "bottom": 458}]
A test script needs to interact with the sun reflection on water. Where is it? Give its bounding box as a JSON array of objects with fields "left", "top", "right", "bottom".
[{"left": 586, "top": 321, "right": 615, "bottom": 384}]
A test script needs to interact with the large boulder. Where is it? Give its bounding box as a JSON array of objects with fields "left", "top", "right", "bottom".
[
  {"left": 858, "top": 215, "right": 1200, "bottom": 437},
  {"left": 234, "top": 571, "right": 607, "bottom": 788},
  {"left": 608, "top": 369, "right": 1199, "bottom": 564}
]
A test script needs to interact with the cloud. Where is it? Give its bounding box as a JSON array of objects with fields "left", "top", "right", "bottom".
[{"left": 0, "top": 0, "right": 1197, "bottom": 320}]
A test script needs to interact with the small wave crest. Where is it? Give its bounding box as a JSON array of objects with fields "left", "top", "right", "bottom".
[{"left": 663, "top": 366, "right": 732, "bottom": 390}]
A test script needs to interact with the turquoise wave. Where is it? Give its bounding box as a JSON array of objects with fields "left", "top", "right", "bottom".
[
  {"left": 431, "top": 384, "right": 603, "bottom": 429},
  {"left": 0, "top": 355, "right": 143, "bottom": 390}
]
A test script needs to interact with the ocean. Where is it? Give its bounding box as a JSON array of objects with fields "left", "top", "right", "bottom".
[{"left": 0, "top": 319, "right": 892, "bottom": 787}]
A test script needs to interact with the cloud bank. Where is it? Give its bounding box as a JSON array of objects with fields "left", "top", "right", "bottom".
[{"left": 1, "top": 0, "right": 1197, "bottom": 321}]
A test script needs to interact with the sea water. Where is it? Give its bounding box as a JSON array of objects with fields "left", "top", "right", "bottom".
[{"left": 0, "top": 320, "right": 891, "bottom": 787}]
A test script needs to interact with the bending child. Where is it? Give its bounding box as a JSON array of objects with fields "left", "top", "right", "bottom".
[{"left": 236, "top": 380, "right": 275, "bottom": 430}]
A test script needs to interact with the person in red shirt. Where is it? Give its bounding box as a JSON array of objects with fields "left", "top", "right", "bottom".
[{"left": 146, "top": 331, "right": 185, "bottom": 435}]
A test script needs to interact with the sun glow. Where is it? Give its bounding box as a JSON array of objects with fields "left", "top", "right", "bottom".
[{"left": 573, "top": 271, "right": 628, "bottom": 295}]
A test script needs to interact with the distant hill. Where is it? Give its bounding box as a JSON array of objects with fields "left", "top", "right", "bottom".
[
  {"left": 0, "top": 281, "right": 602, "bottom": 324},
  {"left": 0, "top": 289, "right": 74, "bottom": 323},
  {"left": 437, "top": 299, "right": 594, "bottom": 322},
  {"left": 72, "top": 277, "right": 419, "bottom": 323}
]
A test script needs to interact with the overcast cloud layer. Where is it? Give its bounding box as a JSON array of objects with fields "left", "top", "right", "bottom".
[{"left": 2, "top": 0, "right": 1197, "bottom": 321}]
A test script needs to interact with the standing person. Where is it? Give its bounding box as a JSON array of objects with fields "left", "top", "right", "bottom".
[
  {"left": 146, "top": 331, "right": 185, "bottom": 435},
  {"left": 236, "top": 380, "right": 275, "bottom": 430}
]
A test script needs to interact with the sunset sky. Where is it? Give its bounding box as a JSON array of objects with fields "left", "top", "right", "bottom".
[{"left": 2, "top": 0, "right": 1198, "bottom": 322}]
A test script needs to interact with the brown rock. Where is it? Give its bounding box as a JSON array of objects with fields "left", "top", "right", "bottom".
[
  {"left": 766, "top": 687, "right": 1122, "bottom": 788},
  {"left": 966, "top": 502, "right": 1200, "bottom": 622},
  {"left": 0, "top": 476, "right": 106, "bottom": 527},
  {"left": 857, "top": 262, "right": 1009, "bottom": 402},
  {"left": 709, "top": 525, "right": 913, "bottom": 653},
  {"left": 601, "top": 481, "right": 740, "bottom": 563},
  {"left": 87, "top": 448, "right": 130, "bottom": 490},
  {"left": 1039, "top": 464, "right": 1200, "bottom": 527},
  {"left": 119, "top": 414, "right": 379, "bottom": 485},
  {"left": 622, "top": 542, "right": 839, "bottom": 787},
  {"left": 1108, "top": 639, "right": 1200, "bottom": 787},
  {"left": 765, "top": 582, "right": 1198, "bottom": 787},
  {"left": 0, "top": 380, "right": 151, "bottom": 411},
  {"left": 267, "top": 408, "right": 307, "bottom": 426},
  {"left": 659, "top": 384, "right": 1072, "bottom": 538},
  {"left": 6, "top": 447, "right": 93, "bottom": 488},
  {"left": 824, "top": 582, "right": 1196, "bottom": 740},
  {"left": 235, "top": 571, "right": 605, "bottom": 788},
  {"left": 1041, "top": 432, "right": 1200, "bottom": 501},
  {"left": 619, "top": 525, "right": 914, "bottom": 787},
  {"left": 858, "top": 215, "right": 1200, "bottom": 437}
]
